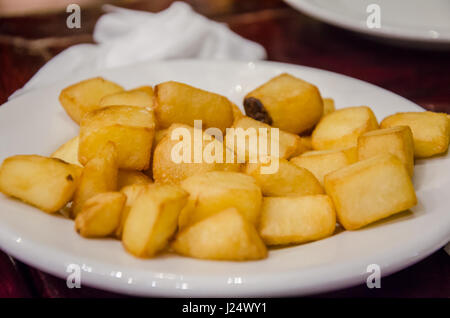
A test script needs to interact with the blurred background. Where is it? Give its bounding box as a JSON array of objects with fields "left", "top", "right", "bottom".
[
  {"left": 0, "top": 0, "right": 449, "bottom": 298},
  {"left": 0, "top": 0, "right": 449, "bottom": 114}
]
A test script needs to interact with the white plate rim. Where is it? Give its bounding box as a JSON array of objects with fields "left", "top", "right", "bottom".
[{"left": 284, "top": 0, "right": 450, "bottom": 44}]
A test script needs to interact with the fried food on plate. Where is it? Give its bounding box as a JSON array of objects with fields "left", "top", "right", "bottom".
[
  {"left": 172, "top": 208, "right": 267, "bottom": 261},
  {"left": 324, "top": 154, "right": 417, "bottom": 230},
  {"left": 79, "top": 105, "right": 155, "bottom": 170},
  {"left": 59, "top": 77, "right": 124, "bottom": 124},
  {"left": 244, "top": 73, "right": 323, "bottom": 134},
  {"left": 122, "top": 184, "right": 188, "bottom": 258},
  {"left": 75, "top": 191, "right": 126, "bottom": 238},
  {"left": 0, "top": 155, "right": 81, "bottom": 213},
  {"left": 312, "top": 106, "right": 378, "bottom": 150},
  {"left": 380, "top": 111, "right": 449, "bottom": 158}
]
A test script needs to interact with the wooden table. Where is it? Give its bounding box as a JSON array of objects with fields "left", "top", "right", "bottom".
[{"left": 0, "top": 0, "right": 449, "bottom": 298}]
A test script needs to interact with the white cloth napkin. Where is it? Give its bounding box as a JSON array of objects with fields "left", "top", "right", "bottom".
[{"left": 10, "top": 2, "right": 266, "bottom": 99}]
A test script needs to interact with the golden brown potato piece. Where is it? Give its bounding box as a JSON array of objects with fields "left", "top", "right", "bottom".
[
  {"left": 178, "top": 171, "right": 262, "bottom": 229},
  {"left": 231, "top": 103, "right": 244, "bottom": 122},
  {"left": 144, "top": 129, "right": 169, "bottom": 179},
  {"left": 154, "top": 81, "right": 234, "bottom": 132},
  {"left": 228, "top": 116, "right": 305, "bottom": 161},
  {"left": 75, "top": 192, "right": 126, "bottom": 238},
  {"left": 245, "top": 158, "right": 323, "bottom": 197},
  {"left": 116, "top": 183, "right": 147, "bottom": 239},
  {"left": 72, "top": 142, "right": 118, "bottom": 217},
  {"left": 0, "top": 155, "right": 82, "bottom": 213},
  {"left": 99, "top": 89, "right": 153, "bottom": 109},
  {"left": 300, "top": 136, "right": 312, "bottom": 150},
  {"left": 312, "top": 106, "right": 379, "bottom": 150},
  {"left": 51, "top": 136, "right": 82, "bottom": 166},
  {"left": 122, "top": 184, "right": 188, "bottom": 258},
  {"left": 259, "top": 195, "right": 336, "bottom": 245},
  {"left": 290, "top": 147, "right": 357, "bottom": 185},
  {"left": 51, "top": 137, "right": 148, "bottom": 185},
  {"left": 291, "top": 136, "right": 314, "bottom": 157},
  {"left": 154, "top": 129, "right": 169, "bottom": 146},
  {"left": 152, "top": 124, "right": 240, "bottom": 184},
  {"left": 59, "top": 77, "right": 124, "bottom": 124},
  {"left": 324, "top": 154, "right": 417, "bottom": 230},
  {"left": 322, "top": 98, "right": 335, "bottom": 116},
  {"left": 132, "top": 85, "right": 154, "bottom": 97},
  {"left": 380, "top": 111, "right": 449, "bottom": 158},
  {"left": 117, "top": 170, "right": 151, "bottom": 189},
  {"left": 172, "top": 208, "right": 267, "bottom": 261},
  {"left": 244, "top": 73, "right": 323, "bottom": 134},
  {"left": 79, "top": 106, "right": 155, "bottom": 170},
  {"left": 358, "top": 126, "right": 414, "bottom": 176}
]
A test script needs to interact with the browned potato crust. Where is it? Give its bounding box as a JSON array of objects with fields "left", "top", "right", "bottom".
[
  {"left": 380, "top": 111, "right": 449, "bottom": 158},
  {"left": 154, "top": 81, "right": 234, "bottom": 132},
  {"left": 79, "top": 106, "right": 155, "bottom": 170},
  {"left": 0, "top": 155, "right": 82, "bottom": 213},
  {"left": 244, "top": 73, "right": 323, "bottom": 134},
  {"left": 72, "top": 142, "right": 118, "bottom": 217},
  {"left": 122, "top": 184, "right": 188, "bottom": 258},
  {"left": 172, "top": 208, "right": 267, "bottom": 261},
  {"left": 324, "top": 154, "right": 417, "bottom": 230},
  {"left": 75, "top": 192, "right": 126, "bottom": 238},
  {"left": 59, "top": 77, "right": 124, "bottom": 124}
]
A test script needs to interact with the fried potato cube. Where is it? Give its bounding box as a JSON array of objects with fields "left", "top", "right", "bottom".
[
  {"left": 75, "top": 192, "right": 126, "bottom": 238},
  {"left": 133, "top": 85, "right": 154, "bottom": 96},
  {"left": 72, "top": 142, "right": 118, "bottom": 217},
  {"left": 172, "top": 208, "right": 267, "bottom": 261},
  {"left": 245, "top": 159, "right": 323, "bottom": 197},
  {"left": 290, "top": 147, "right": 357, "bottom": 185},
  {"left": 154, "top": 129, "right": 168, "bottom": 146},
  {"left": 99, "top": 87, "right": 154, "bottom": 109},
  {"left": 179, "top": 171, "right": 262, "bottom": 229},
  {"left": 144, "top": 129, "right": 169, "bottom": 179},
  {"left": 324, "top": 154, "right": 417, "bottom": 230},
  {"left": 380, "top": 111, "right": 449, "bottom": 158},
  {"left": 59, "top": 77, "right": 124, "bottom": 124},
  {"left": 358, "top": 126, "right": 414, "bottom": 176},
  {"left": 0, "top": 155, "right": 82, "bottom": 213},
  {"left": 116, "top": 183, "right": 147, "bottom": 239},
  {"left": 244, "top": 73, "right": 323, "bottom": 134},
  {"left": 259, "top": 195, "right": 336, "bottom": 245},
  {"left": 51, "top": 136, "right": 82, "bottom": 166},
  {"left": 229, "top": 116, "right": 304, "bottom": 160},
  {"left": 154, "top": 81, "right": 234, "bottom": 132},
  {"left": 117, "top": 170, "right": 151, "bottom": 189},
  {"left": 52, "top": 137, "right": 152, "bottom": 185},
  {"left": 152, "top": 124, "right": 239, "bottom": 184},
  {"left": 79, "top": 106, "right": 155, "bottom": 170},
  {"left": 323, "top": 98, "right": 335, "bottom": 116},
  {"left": 301, "top": 136, "right": 312, "bottom": 149},
  {"left": 231, "top": 102, "right": 244, "bottom": 122},
  {"left": 312, "top": 106, "right": 379, "bottom": 150},
  {"left": 122, "top": 184, "right": 188, "bottom": 258},
  {"left": 290, "top": 136, "right": 313, "bottom": 157}
]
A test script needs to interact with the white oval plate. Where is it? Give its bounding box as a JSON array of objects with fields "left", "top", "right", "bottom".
[
  {"left": 0, "top": 60, "right": 449, "bottom": 297},
  {"left": 284, "top": 0, "right": 450, "bottom": 46}
]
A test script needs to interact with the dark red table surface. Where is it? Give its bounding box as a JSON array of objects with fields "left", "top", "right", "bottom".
[{"left": 0, "top": 0, "right": 449, "bottom": 298}]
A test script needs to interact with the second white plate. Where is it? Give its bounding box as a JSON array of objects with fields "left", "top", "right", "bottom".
[{"left": 285, "top": 0, "right": 450, "bottom": 46}]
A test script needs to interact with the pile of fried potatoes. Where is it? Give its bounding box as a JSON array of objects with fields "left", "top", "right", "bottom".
[{"left": 1, "top": 73, "right": 449, "bottom": 261}]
